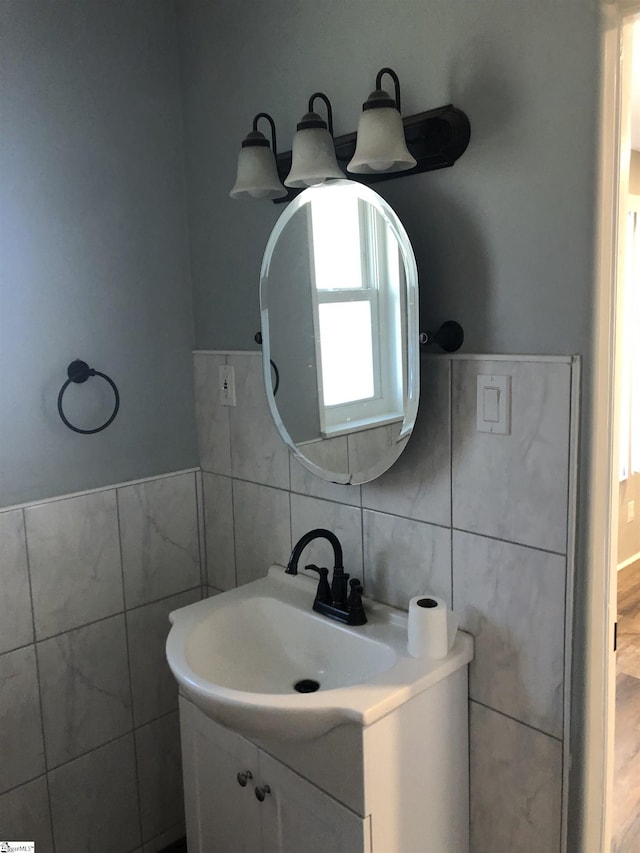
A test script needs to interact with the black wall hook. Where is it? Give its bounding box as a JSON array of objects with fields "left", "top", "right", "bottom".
[
  {"left": 419, "top": 321, "right": 464, "bottom": 352},
  {"left": 57, "top": 360, "right": 120, "bottom": 434}
]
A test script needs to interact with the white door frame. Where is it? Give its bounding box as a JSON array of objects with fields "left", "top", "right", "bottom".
[{"left": 586, "top": 4, "right": 639, "bottom": 850}]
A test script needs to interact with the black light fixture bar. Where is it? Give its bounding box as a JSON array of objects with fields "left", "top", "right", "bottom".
[{"left": 273, "top": 103, "right": 470, "bottom": 204}]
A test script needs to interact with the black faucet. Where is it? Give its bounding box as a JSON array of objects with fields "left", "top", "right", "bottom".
[
  {"left": 286, "top": 528, "right": 343, "bottom": 574},
  {"left": 286, "top": 529, "right": 367, "bottom": 626}
]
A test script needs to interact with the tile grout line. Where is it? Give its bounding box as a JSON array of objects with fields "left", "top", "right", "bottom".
[
  {"left": 449, "top": 359, "right": 455, "bottom": 610},
  {"left": 199, "top": 473, "right": 567, "bottom": 557},
  {"left": 194, "top": 470, "right": 206, "bottom": 595},
  {"left": 230, "top": 477, "right": 239, "bottom": 589},
  {"left": 1, "top": 707, "right": 182, "bottom": 783},
  {"left": 0, "top": 585, "right": 203, "bottom": 658},
  {"left": 212, "top": 474, "right": 569, "bottom": 557},
  {"left": 116, "top": 488, "right": 145, "bottom": 850},
  {"left": 452, "top": 526, "right": 568, "bottom": 559},
  {"left": 21, "top": 506, "right": 57, "bottom": 852},
  {"left": 10, "top": 707, "right": 185, "bottom": 848},
  {"left": 137, "top": 819, "right": 186, "bottom": 853},
  {"left": 469, "top": 698, "right": 563, "bottom": 744},
  {"left": 0, "top": 770, "right": 49, "bottom": 800},
  {"left": 200, "top": 471, "right": 570, "bottom": 563},
  {"left": 0, "top": 638, "right": 42, "bottom": 660},
  {"left": 287, "top": 454, "right": 294, "bottom": 579},
  {"left": 288, "top": 488, "right": 293, "bottom": 574},
  {"left": 454, "top": 355, "right": 471, "bottom": 848},
  {"left": 201, "top": 467, "right": 361, "bottom": 508},
  {"left": 0, "top": 467, "right": 200, "bottom": 516},
  {"left": 224, "top": 351, "right": 233, "bottom": 482},
  {"left": 224, "top": 353, "right": 240, "bottom": 591},
  {"left": 230, "top": 473, "right": 239, "bottom": 590}
]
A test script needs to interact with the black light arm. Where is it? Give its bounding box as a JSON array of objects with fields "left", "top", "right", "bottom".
[
  {"left": 376, "top": 67, "right": 402, "bottom": 110},
  {"left": 308, "top": 93, "right": 334, "bottom": 135},
  {"left": 252, "top": 112, "right": 278, "bottom": 156}
]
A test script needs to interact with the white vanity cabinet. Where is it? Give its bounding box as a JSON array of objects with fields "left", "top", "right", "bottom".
[
  {"left": 180, "top": 696, "right": 262, "bottom": 851},
  {"left": 179, "top": 660, "right": 469, "bottom": 853},
  {"left": 180, "top": 696, "right": 371, "bottom": 853},
  {"left": 258, "top": 751, "right": 372, "bottom": 853}
]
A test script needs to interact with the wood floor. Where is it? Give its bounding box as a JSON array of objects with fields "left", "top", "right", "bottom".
[{"left": 613, "top": 563, "right": 640, "bottom": 852}]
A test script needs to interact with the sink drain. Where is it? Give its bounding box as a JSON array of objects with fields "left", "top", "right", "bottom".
[{"left": 294, "top": 678, "right": 320, "bottom": 693}]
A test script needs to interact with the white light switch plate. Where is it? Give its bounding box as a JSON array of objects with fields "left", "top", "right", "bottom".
[{"left": 476, "top": 374, "right": 511, "bottom": 434}]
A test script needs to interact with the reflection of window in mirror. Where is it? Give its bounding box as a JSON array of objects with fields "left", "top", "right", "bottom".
[{"left": 307, "top": 184, "right": 405, "bottom": 437}]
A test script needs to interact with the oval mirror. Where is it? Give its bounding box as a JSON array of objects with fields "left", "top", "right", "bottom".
[{"left": 259, "top": 180, "right": 419, "bottom": 484}]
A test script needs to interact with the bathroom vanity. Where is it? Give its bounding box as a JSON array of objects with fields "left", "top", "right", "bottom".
[
  {"left": 180, "top": 663, "right": 469, "bottom": 853},
  {"left": 168, "top": 568, "right": 472, "bottom": 853}
]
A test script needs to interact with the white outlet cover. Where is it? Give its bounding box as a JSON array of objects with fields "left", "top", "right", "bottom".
[
  {"left": 219, "top": 365, "right": 236, "bottom": 407},
  {"left": 476, "top": 375, "right": 511, "bottom": 435}
]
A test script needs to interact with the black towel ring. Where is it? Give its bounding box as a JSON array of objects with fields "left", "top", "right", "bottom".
[{"left": 57, "top": 360, "right": 120, "bottom": 434}]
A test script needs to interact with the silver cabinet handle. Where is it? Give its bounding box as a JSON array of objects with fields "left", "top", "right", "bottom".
[
  {"left": 255, "top": 784, "right": 271, "bottom": 802},
  {"left": 237, "top": 770, "right": 253, "bottom": 787}
]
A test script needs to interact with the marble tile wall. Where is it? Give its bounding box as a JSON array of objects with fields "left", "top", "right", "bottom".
[
  {"left": 194, "top": 350, "right": 577, "bottom": 853},
  {"left": 0, "top": 469, "right": 202, "bottom": 853}
]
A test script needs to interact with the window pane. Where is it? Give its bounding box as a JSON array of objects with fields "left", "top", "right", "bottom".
[
  {"left": 311, "top": 188, "right": 363, "bottom": 290},
  {"left": 319, "top": 302, "right": 374, "bottom": 405}
]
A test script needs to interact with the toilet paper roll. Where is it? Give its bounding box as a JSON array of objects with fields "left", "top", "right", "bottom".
[{"left": 407, "top": 595, "right": 458, "bottom": 660}]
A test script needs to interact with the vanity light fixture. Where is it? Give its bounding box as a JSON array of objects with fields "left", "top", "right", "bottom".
[
  {"left": 347, "top": 67, "right": 416, "bottom": 174},
  {"left": 230, "top": 70, "right": 470, "bottom": 203},
  {"left": 284, "top": 93, "right": 344, "bottom": 188},
  {"left": 229, "top": 113, "right": 287, "bottom": 200}
]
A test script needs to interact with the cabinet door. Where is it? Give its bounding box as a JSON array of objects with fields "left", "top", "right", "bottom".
[
  {"left": 258, "top": 750, "right": 371, "bottom": 853},
  {"left": 180, "top": 699, "right": 261, "bottom": 853}
]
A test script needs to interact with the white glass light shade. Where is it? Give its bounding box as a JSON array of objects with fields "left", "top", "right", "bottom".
[
  {"left": 347, "top": 106, "right": 416, "bottom": 174},
  {"left": 230, "top": 144, "right": 286, "bottom": 200},
  {"left": 284, "top": 124, "right": 344, "bottom": 188}
]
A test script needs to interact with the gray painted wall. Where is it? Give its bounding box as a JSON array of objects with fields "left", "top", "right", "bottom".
[
  {"left": 0, "top": 0, "right": 198, "bottom": 508},
  {"left": 177, "top": 0, "right": 600, "bottom": 359}
]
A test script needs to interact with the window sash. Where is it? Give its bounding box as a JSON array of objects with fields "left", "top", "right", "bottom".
[{"left": 308, "top": 199, "right": 404, "bottom": 436}]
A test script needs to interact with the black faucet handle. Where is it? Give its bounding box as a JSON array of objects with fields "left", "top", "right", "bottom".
[
  {"left": 330, "top": 566, "right": 349, "bottom": 608},
  {"left": 348, "top": 578, "right": 363, "bottom": 603},
  {"left": 304, "top": 564, "right": 332, "bottom": 605},
  {"left": 347, "top": 578, "right": 367, "bottom": 625}
]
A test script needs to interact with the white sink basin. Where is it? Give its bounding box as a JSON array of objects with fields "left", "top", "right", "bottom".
[
  {"left": 185, "top": 595, "right": 397, "bottom": 693},
  {"left": 166, "top": 566, "right": 473, "bottom": 742}
]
